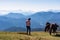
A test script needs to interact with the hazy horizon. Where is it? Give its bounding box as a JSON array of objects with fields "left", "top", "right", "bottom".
[
  {"left": 0, "top": 0, "right": 60, "bottom": 15},
  {"left": 0, "top": 10, "right": 60, "bottom": 16}
]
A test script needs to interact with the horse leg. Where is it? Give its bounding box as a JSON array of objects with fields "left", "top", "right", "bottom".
[
  {"left": 49, "top": 29, "right": 52, "bottom": 35},
  {"left": 53, "top": 29, "right": 57, "bottom": 35},
  {"left": 45, "top": 27, "right": 47, "bottom": 32}
]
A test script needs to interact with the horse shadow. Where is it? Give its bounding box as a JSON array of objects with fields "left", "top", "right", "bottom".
[
  {"left": 52, "top": 32, "right": 60, "bottom": 37},
  {"left": 54, "top": 34, "right": 60, "bottom": 37}
]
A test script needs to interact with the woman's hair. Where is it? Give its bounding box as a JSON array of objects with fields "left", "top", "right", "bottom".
[{"left": 28, "top": 18, "right": 31, "bottom": 20}]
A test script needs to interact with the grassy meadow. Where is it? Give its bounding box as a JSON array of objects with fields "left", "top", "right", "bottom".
[{"left": 0, "top": 31, "right": 60, "bottom": 40}]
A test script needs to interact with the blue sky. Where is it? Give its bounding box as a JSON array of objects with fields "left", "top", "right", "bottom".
[{"left": 0, "top": 0, "right": 60, "bottom": 15}]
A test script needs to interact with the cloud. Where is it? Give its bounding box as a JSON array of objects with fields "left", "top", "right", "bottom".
[{"left": 0, "top": 10, "right": 35, "bottom": 15}]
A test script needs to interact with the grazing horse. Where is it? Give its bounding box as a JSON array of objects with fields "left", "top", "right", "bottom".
[
  {"left": 49, "top": 23, "right": 59, "bottom": 35},
  {"left": 44, "top": 22, "right": 50, "bottom": 32}
]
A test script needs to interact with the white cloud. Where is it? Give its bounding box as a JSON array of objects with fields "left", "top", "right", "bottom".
[{"left": 0, "top": 10, "right": 35, "bottom": 15}]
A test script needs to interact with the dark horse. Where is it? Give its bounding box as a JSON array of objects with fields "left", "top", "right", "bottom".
[
  {"left": 44, "top": 22, "right": 50, "bottom": 32},
  {"left": 45, "top": 22, "right": 59, "bottom": 35},
  {"left": 49, "top": 23, "right": 59, "bottom": 35}
]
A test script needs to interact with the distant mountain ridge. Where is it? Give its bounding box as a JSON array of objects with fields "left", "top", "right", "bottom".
[
  {"left": 0, "top": 11, "right": 60, "bottom": 31},
  {"left": 4, "top": 26, "right": 44, "bottom": 32},
  {"left": 4, "top": 13, "right": 26, "bottom": 19}
]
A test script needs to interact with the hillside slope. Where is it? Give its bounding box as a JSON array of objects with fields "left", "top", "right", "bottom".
[{"left": 0, "top": 32, "right": 60, "bottom": 40}]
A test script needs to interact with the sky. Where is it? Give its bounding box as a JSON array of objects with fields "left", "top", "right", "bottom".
[{"left": 0, "top": 0, "right": 60, "bottom": 15}]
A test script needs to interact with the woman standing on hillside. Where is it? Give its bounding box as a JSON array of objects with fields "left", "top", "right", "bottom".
[{"left": 26, "top": 18, "right": 31, "bottom": 35}]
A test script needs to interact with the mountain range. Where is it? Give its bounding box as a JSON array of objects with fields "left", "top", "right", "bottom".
[{"left": 0, "top": 11, "right": 60, "bottom": 31}]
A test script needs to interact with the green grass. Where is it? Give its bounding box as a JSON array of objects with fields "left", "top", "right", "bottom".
[{"left": 0, "top": 31, "right": 60, "bottom": 40}]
